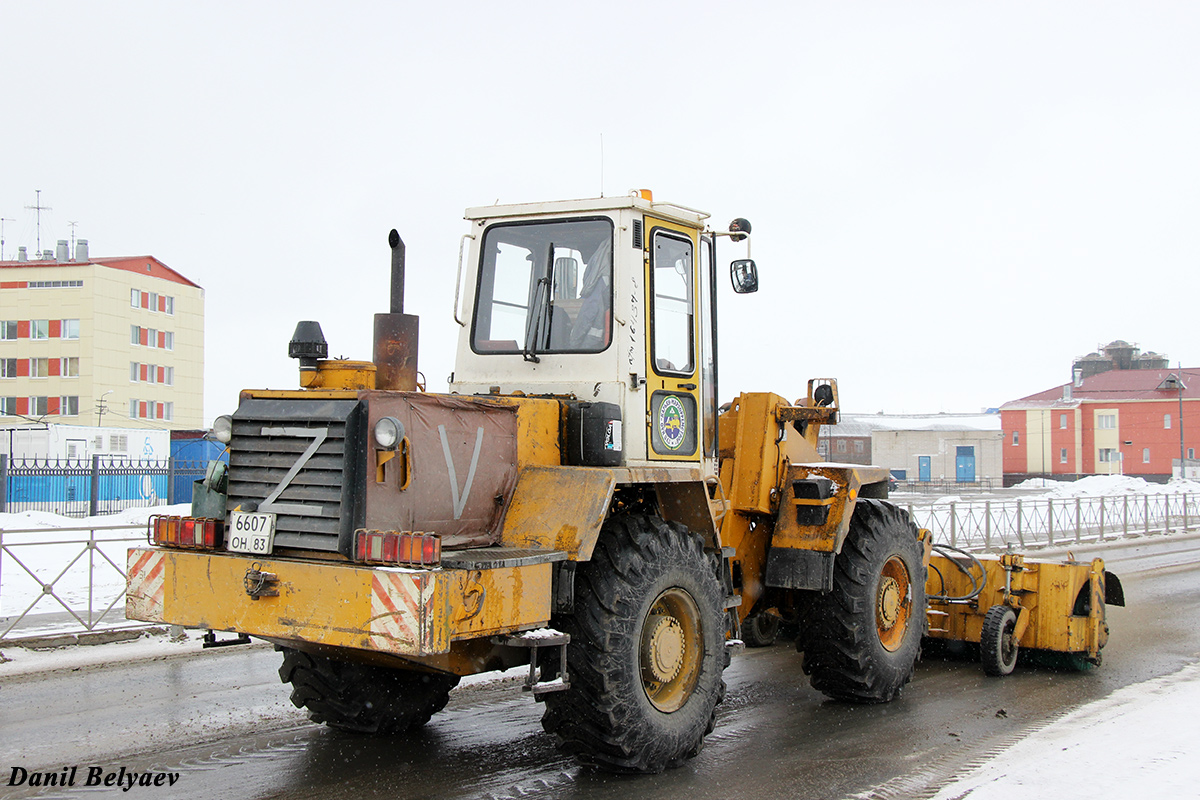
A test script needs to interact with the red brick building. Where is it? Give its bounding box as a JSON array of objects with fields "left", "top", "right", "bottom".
[{"left": 1001, "top": 367, "right": 1200, "bottom": 484}]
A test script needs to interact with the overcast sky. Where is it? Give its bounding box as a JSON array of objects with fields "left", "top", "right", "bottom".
[{"left": 3, "top": 1, "right": 1198, "bottom": 424}]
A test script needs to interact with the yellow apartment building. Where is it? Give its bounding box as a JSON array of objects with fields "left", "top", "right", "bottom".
[{"left": 0, "top": 240, "right": 203, "bottom": 431}]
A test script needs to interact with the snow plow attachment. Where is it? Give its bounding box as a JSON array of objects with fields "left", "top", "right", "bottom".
[{"left": 924, "top": 548, "right": 1124, "bottom": 675}]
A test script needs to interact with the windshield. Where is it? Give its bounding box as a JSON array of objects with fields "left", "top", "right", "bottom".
[{"left": 471, "top": 218, "right": 614, "bottom": 356}]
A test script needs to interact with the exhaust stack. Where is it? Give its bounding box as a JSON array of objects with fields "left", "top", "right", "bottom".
[{"left": 373, "top": 228, "right": 420, "bottom": 391}]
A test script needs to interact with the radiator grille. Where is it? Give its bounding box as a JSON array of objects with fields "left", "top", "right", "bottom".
[{"left": 226, "top": 398, "right": 363, "bottom": 553}]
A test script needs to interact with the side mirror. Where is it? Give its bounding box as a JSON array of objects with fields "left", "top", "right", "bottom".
[{"left": 730, "top": 259, "right": 758, "bottom": 294}]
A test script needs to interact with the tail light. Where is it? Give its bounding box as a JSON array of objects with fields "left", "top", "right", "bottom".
[
  {"left": 355, "top": 529, "right": 441, "bottom": 567},
  {"left": 149, "top": 515, "right": 223, "bottom": 550}
]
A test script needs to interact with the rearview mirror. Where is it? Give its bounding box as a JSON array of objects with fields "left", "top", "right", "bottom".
[{"left": 730, "top": 259, "right": 758, "bottom": 294}]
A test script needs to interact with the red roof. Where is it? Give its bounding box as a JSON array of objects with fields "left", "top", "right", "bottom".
[
  {"left": 0, "top": 255, "right": 199, "bottom": 288},
  {"left": 1003, "top": 368, "right": 1200, "bottom": 408}
]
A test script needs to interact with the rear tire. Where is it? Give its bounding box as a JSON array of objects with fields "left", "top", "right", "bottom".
[
  {"left": 541, "top": 514, "right": 727, "bottom": 773},
  {"left": 800, "top": 499, "right": 925, "bottom": 703},
  {"left": 980, "top": 605, "right": 1019, "bottom": 677},
  {"left": 278, "top": 648, "right": 458, "bottom": 733}
]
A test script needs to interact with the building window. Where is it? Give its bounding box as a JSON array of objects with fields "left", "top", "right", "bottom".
[
  {"left": 61, "top": 319, "right": 80, "bottom": 340},
  {"left": 129, "top": 399, "right": 138, "bottom": 418},
  {"left": 165, "top": 296, "right": 174, "bottom": 315},
  {"left": 163, "top": 402, "right": 173, "bottom": 421},
  {"left": 1098, "top": 413, "right": 1117, "bottom": 429},
  {"left": 0, "top": 397, "right": 16, "bottom": 414},
  {"left": 0, "top": 358, "right": 15, "bottom": 379},
  {"left": 131, "top": 325, "right": 140, "bottom": 345},
  {"left": 163, "top": 331, "right": 174, "bottom": 350},
  {"left": 854, "top": 440, "right": 864, "bottom": 454},
  {"left": 1012, "top": 430, "right": 1019, "bottom": 446},
  {"left": 1060, "top": 448, "right": 1068, "bottom": 464},
  {"left": 0, "top": 321, "right": 16, "bottom": 340},
  {"left": 836, "top": 440, "right": 847, "bottom": 453},
  {"left": 29, "top": 396, "right": 48, "bottom": 415},
  {"left": 30, "top": 319, "right": 49, "bottom": 340},
  {"left": 29, "top": 358, "right": 49, "bottom": 378},
  {"left": 61, "top": 357, "right": 79, "bottom": 377},
  {"left": 131, "top": 289, "right": 140, "bottom": 308},
  {"left": 1143, "top": 448, "right": 1151, "bottom": 464},
  {"left": 1190, "top": 448, "right": 1196, "bottom": 460},
  {"left": 164, "top": 366, "right": 174, "bottom": 386},
  {"left": 1165, "top": 414, "right": 1172, "bottom": 429},
  {"left": 130, "top": 362, "right": 138, "bottom": 382},
  {"left": 1098, "top": 448, "right": 1118, "bottom": 463},
  {"left": 60, "top": 396, "right": 79, "bottom": 416},
  {"left": 1060, "top": 414, "right": 1067, "bottom": 429}
]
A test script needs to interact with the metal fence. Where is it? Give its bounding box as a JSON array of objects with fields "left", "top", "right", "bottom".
[
  {"left": 0, "top": 454, "right": 210, "bottom": 517},
  {"left": 910, "top": 492, "right": 1199, "bottom": 550},
  {"left": 0, "top": 523, "right": 147, "bottom": 641}
]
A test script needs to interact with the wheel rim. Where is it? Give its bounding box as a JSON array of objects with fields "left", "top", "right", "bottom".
[
  {"left": 640, "top": 587, "right": 703, "bottom": 712},
  {"left": 876, "top": 555, "right": 913, "bottom": 652},
  {"left": 1001, "top": 617, "right": 1018, "bottom": 667}
]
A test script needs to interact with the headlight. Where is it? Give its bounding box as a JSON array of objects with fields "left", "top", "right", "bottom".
[
  {"left": 374, "top": 416, "right": 405, "bottom": 450},
  {"left": 212, "top": 415, "right": 233, "bottom": 444}
]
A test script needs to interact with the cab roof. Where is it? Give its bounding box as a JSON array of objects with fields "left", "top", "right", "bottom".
[{"left": 464, "top": 194, "right": 710, "bottom": 229}]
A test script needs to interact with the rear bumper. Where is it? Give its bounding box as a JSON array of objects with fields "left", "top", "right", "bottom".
[{"left": 127, "top": 547, "right": 552, "bottom": 657}]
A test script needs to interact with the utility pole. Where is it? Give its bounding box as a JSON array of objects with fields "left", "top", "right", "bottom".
[
  {"left": 25, "top": 190, "right": 52, "bottom": 255},
  {"left": 0, "top": 218, "right": 13, "bottom": 260},
  {"left": 96, "top": 389, "right": 114, "bottom": 427},
  {"left": 1179, "top": 366, "right": 1187, "bottom": 471}
]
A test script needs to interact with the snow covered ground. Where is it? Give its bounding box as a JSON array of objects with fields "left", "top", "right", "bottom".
[{"left": 927, "top": 662, "right": 1200, "bottom": 799}]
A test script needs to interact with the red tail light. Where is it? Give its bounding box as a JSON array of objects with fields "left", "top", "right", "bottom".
[
  {"left": 149, "top": 515, "right": 223, "bottom": 550},
  {"left": 355, "top": 529, "right": 441, "bottom": 567}
]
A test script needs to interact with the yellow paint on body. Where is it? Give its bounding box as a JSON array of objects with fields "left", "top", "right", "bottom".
[{"left": 128, "top": 547, "right": 553, "bottom": 661}]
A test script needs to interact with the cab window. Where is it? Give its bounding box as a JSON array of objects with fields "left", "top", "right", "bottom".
[{"left": 472, "top": 218, "right": 613, "bottom": 355}]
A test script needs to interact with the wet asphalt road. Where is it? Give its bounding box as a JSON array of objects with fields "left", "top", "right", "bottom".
[{"left": 2, "top": 534, "right": 1198, "bottom": 800}]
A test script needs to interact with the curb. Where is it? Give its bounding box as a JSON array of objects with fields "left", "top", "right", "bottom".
[{"left": 1, "top": 625, "right": 168, "bottom": 651}]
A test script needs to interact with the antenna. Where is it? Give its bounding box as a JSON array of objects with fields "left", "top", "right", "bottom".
[
  {"left": 25, "top": 190, "right": 52, "bottom": 255},
  {"left": 68, "top": 220, "right": 79, "bottom": 258},
  {"left": 0, "top": 218, "right": 13, "bottom": 260},
  {"left": 600, "top": 133, "right": 605, "bottom": 198}
]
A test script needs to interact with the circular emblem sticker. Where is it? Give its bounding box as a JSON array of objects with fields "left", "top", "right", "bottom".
[{"left": 657, "top": 396, "right": 687, "bottom": 451}]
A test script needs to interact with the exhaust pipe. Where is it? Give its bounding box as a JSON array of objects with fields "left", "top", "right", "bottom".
[{"left": 374, "top": 228, "right": 420, "bottom": 391}]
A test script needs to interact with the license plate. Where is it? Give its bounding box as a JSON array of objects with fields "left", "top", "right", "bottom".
[{"left": 227, "top": 511, "right": 277, "bottom": 555}]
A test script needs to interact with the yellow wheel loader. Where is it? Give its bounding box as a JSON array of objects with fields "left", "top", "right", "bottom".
[{"left": 127, "top": 191, "right": 1121, "bottom": 773}]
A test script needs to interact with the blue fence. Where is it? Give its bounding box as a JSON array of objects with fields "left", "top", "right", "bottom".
[{"left": 0, "top": 454, "right": 220, "bottom": 517}]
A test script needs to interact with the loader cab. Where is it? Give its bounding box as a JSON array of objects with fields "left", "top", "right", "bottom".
[{"left": 450, "top": 194, "right": 746, "bottom": 474}]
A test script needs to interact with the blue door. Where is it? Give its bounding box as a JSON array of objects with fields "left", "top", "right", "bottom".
[
  {"left": 918, "top": 456, "right": 931, "bottom": 482},
  {"left": 956, "top": 446, "right": 976, "bottom": 482}
]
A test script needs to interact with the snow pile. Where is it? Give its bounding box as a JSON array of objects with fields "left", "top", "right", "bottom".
[
  {"left": 1010, "top": 477, "right": 1068, "bottom": 490},
  {"left": 931, "top": 662, "right": 1200, "bottom": 799},
  {"left": 1043, "top": 475, "right": 1200, "bottom": 498},
  {"left": 0, "top": 504, "right": 190, "bottom": 532}
]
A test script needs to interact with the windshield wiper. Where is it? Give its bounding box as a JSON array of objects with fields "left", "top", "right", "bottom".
[{"left": 523, "top": 244, "right": 555, "bottom": 363}]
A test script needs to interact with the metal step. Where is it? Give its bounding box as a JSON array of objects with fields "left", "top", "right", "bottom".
[{"left": 494, "top": 628, "right": 571, "bottom": 697}]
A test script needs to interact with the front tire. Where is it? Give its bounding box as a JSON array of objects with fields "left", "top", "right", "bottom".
[
  {"left": 541, "top": 514, "right": 727, "bottom": 773},
  {"left": 278, "top": 648, "right": 459, "bottom": 733},
  {"left": 800, "top": 499, "right": 926, "bottom": 703}
]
